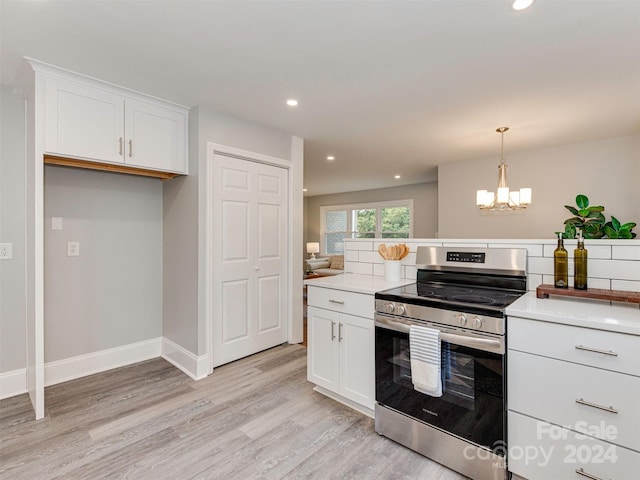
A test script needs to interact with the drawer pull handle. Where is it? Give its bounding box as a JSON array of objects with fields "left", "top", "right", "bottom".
[
  {"left": 338, "top": 323, "right": 343, "bottom": 342},
  {"left": 575, "top": 345, "right": 618, "bottom": 357},
  {"left": 331, "top": 322, "right": 336, "bottom": 341},
  {"left": 329, "top": 299, "right": 345, "bottom": 305},
  {"left": 575, "top": 468, "right": 604, "bottom": 480},
  {"left": 129, "top": 139, "right": 133, "bottom": 158},
  {"left": 575, "top": 398, "right": 618, "bottom": 414},
  {"left": 119, "top": 137, "right": 123, "bottom": 156}
]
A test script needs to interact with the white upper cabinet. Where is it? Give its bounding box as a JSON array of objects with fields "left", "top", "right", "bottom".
[
  {"left": 43, "top": 72, "right": 188, "bottom": 175},
  {"left": 124, "top": 99, "right": 186, "bottom": 173},
  {"left": 45, "top": 76, "right": 125, "bottom": 164}
]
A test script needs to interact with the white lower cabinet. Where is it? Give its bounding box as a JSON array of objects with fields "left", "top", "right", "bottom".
[
  {"left": 509, "top": 412, "right": 640, "bottom": 480},
  {"left": 307, "top": 286, "right": 375, "bottom": 414},
  {"left": 508, "top": 315, "right": 640, "bottom": 480}
]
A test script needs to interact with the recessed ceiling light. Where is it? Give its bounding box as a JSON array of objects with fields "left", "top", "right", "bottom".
[
  {"left": 394, "top": 175, "right": 401, "bottom": 179},
  {"left": 511, "top": 0, "right": 535, "bottom": 11},
  {"left": 303, "top": 188, "right": 308, "bottom": 192},
  {"left": 327, "top": 156, "right": 335, "bottom": 161},
  {"left": 286, "top": 99, "right": 298, "bottom": 107}
]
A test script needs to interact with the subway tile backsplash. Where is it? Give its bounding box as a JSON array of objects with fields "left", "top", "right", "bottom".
[{"left": 344, "top": 238, "right": 640, "bottom": 294}]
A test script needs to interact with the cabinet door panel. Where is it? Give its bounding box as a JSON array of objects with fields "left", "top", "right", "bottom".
[
  {"left": 307, "top": 307, "right": 339, "bottom": 391},
  {"left": 509, "top": 412, "right": 640, "bottom": 480},
  {"left": 45, "top": 76, "right": 124, "bottom": 163},
  {"left": 508, "top": 316, "right": 640, "bottom": 376},
  {"left": 508, "top": 350, "right": 640, "bottom": 451},
  {"left": 339, "top": 314, "right": 375, "bottom": 409},
  {"left": 125, "top": 100, "right": 186, "bottom": 173}
]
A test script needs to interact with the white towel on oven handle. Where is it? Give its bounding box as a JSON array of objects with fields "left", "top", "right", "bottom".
[{"left": 409, "top": 325, "right": 442, "bottom": 397}]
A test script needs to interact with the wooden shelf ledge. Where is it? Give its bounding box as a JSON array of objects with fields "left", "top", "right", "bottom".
[
  {"left": 536, "top": 284, "right": 640, "bottom": 304},
  {"left": 44, "top": 155, "right": 181, "bottom": 181}
]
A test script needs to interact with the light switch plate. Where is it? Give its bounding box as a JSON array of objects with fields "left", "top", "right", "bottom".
[
  {"left": 0, "top": 243, "right": 12, "bottom": 260},
  {"left": 67, "top": 241, "right": 80, "bottom": 257},
  {"left": 51, "top": 217, "right": 63, "bottom": 230}
]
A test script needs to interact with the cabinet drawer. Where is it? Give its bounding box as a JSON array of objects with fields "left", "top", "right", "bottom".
[
  {"left": 508, "top": 350, "right": 640, "bottom": 451},
  {"left": 508, "top": 316, "right": 640, "bottom": 376},
  {"left": 307, "top": 286, "right": 373, "bottom": 318},
  {"left": 508, "top": 411, "right": 640, "bottom": 480}
]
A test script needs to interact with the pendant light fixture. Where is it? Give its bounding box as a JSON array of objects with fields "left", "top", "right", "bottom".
[{"left": 476, "top": 127, "right": 532, "bottom": 211}]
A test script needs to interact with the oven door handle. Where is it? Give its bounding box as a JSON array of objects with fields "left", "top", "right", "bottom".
[{"left": 375, "top": 315, "right": 504, "bottom": 354}]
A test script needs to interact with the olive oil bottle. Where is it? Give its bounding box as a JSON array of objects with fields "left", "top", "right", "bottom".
[
  {"left": 574, "top": 231, "right": 588, "bottom": 290},
  {"left": 554, "top": 233, "right": 568, "bottom": 288}
]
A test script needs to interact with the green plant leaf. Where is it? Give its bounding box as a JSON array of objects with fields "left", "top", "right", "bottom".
[
  {"left": 578, "top": 208, "right": 590, "bottom": 217},
  {"left": 604, "top": 225, "right": 617, "bottom": 238},
  {"left": 564, "top": 223, "right": 576, "bottom": 239},
  {"left": 611, "top": 216, "right": 620, "bottom": 230},
  {"left": 564, "top": 205, "right": 579, "bottom": 216},
  {"left": 620, "top": 230, "right": 632, "bottom": 239},
  {"left": 576, "top": 195, "right": 589, "bottom": 209},
  {"left": 588, "top": 206, "right": 605, "bottom": 213},
  {"left": 622, "top": 222, "right": 637, "bottom": 230},
  {"left": 564, "top": 217, "right": 583, "bottom": 226}
]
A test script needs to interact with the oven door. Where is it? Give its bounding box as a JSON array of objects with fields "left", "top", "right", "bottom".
[{"left": 375, "top": 313, "right": 506, "bottom": 454}]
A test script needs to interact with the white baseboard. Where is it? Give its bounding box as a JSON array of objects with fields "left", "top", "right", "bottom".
[
  {"left": 161, "top": 337, "right": 209, "bottom": 380},
  {"left": 0, "top": 336, "right": 209, "bottom": 400},
  {"left": 44, "top": 337, "right": 162, "bottom": 387},
  {"left": 0, "top": 368, "right": 27, "bottom": 400}
]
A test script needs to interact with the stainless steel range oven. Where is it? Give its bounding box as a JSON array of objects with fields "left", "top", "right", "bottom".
[{"left": 374, "top": 246, "right": 527, "bottom": 480}]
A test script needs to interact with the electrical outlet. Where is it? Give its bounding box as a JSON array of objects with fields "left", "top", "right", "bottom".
[
  {"left": 0, "top": 243, "right": 13, "bottom": 260},
  {"left": 67, "top": 241, "right": 80, "bottom": 257}
]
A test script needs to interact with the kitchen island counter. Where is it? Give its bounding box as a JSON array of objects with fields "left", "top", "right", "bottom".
[
  {"left": 506, "top": 291, "right": 640, "bottom": 336},
  {"left": 303, "top": 272, "right": 413, "bottom": 295}
]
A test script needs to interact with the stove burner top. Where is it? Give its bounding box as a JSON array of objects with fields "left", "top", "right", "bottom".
[
  {"left": 451, "top": 294, "right": 497, "bottom": 305},
  {"left": 376, "top": 282, "right": 524, "bottom": 313}
]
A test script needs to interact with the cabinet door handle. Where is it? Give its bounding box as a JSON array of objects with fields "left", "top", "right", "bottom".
[
  {"left": 575, "top": 345, "right": 618, "bottom": 357},
  {"left": 128, "top": 139, "right": 133, "bottom": 158},
  {"left": 119, "top": 137, "right": 123, "bottom": 156},
  {"left": 338, "top": 323, "right": 343, "bottom": 342},
  {"left": 329, "top": 299, "right": 344, "bottom": 305},
  {"left": 575, "top": 468, "right": 603, "bottom": 480},
  {"left": 575, "top": 398, "right": 618, "bottom": 414},
  {"left": 331, "top": 321, "right": 336, "bottom": 341}
]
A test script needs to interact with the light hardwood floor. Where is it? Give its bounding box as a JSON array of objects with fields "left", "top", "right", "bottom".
[{"left": 0, "top": 344, "right": 466, "bottom": 479}]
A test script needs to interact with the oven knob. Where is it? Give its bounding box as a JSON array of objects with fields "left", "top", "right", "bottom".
[
  {"left": 396, "top": 304, "right": 406, "bottom": 315},
  {"left": 457, "top": 313, "right": 467, "bottom": 326},
  {"left": 385, "top": 303, "right": 395, "bottom": 314},
  {"left": 471, "top": 316, "right": 483, "bottom": 329}
]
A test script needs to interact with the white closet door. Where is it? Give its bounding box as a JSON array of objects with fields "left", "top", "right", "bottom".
[{"left": 212, "top": 153, "right": 288, "bottom": 367}]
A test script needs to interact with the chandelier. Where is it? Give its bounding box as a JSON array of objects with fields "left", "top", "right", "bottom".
[{"left": 476, "top": 127, "right": 532, "bottom": 211}]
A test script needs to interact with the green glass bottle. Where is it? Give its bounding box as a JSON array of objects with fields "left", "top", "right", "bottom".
[
  {"left": 554, "top": 233, "right": 568, "bottom": 288},
  {"left": 574, "top": 231, "right": 588, "bottom": 290}
]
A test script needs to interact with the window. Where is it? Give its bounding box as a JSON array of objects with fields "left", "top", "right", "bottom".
[{"left": 320, "top": 200, "right": 413, "bottom": 254}]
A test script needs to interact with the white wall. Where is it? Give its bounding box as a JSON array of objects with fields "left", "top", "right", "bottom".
[
  {"left": 0, "top": 85, "right": 27, "bottom": 372},
  {"left": 438, "top": 135, "right": 640, "bottom": 239},
  {"left": 163, "top": 105, "right": 301, "bottom": 358},
  {"left": 44, "top": 166, "right": 163, "bottom": 361}
]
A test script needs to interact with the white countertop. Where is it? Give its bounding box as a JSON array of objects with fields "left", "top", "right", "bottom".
[
  {"left": 506, "top": 292, "right": 640, "bottom": 336},
  {"left": 304, "top": 273, "right": 414, "bottom": 295}
]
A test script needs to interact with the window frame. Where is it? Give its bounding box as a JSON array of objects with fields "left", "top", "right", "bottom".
[{"left": 319, "top": 199, "right": 414, "bottom": 254}]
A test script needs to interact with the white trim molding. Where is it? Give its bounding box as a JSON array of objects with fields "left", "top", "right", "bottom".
[
  {"left": 44, "top": 338, "right": 162, "bottom": 387},
  {"left": 0, "top": 369, "right": 27, "bottom": 400},
  {"left": 0, "top": 336, "right": 212, "bottom": 400},
  {"left": 161, "top": 337, "right": 208, "bottom": 380}
]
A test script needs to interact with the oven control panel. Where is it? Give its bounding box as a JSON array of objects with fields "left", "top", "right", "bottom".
[
  {"left": 446, "top": 251, "right": 485, "bottom": 263},
  {"left": 376, "top": 299, "right": 504, "bottom": 335}
]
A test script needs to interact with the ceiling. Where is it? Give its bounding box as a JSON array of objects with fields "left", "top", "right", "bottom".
[{"left": 2, "top": 1, "right": 639, "bottom": 196}]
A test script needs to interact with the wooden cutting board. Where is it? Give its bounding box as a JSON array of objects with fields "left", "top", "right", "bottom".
[{"left": 536, "top": 284, "right": 640, "bottom": 304}]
